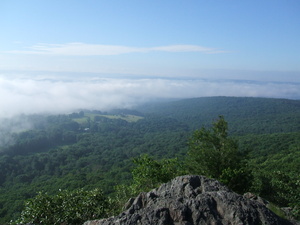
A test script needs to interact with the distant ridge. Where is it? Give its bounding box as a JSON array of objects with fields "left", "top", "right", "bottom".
[{"left": 136, "top": 96, "right": 300, "bottom": 134}]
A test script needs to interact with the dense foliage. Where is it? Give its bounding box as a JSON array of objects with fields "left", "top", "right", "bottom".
[
  {"left": 0, "top": 112, "right": 189, "bottom": 223},
  {"left": 111, "top": 154, "right": 185, "bottom": 214},
  {"left": 131, "top": 154, "right": 184, "bottom": 193},
  {"left": 16, "top": 189, "right": 107, "bottom": 225},
  {"left": 0, "top": 97, "right": 299, "bottom": 223}
]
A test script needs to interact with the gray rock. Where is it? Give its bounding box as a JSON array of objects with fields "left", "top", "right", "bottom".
[{"left": 84, "top": 175, "right": 295, "bottom": 225}]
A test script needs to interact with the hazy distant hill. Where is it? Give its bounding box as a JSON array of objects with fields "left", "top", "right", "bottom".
[{"left": 136, "top": 96, "right": 300, "bottom": 135}]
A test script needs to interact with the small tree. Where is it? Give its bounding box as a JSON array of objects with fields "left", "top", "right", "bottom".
[{"left": 187, "top": 116, "right": 251, "bottom": 193}]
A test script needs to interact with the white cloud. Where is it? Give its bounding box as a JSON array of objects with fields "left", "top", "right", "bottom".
[
  {"left": 152, "top": 45, "right": 226, "bottom": 54},
  {"left": 6, "top": 43, "right": 226, "bottom": 56},
  {"left": 0, "top": 74, "right": 299, "bottom": 118}
]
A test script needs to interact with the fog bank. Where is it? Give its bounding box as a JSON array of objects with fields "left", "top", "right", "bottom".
[{"left": 0, "top": 74, "right": 299, "bottom": 118}]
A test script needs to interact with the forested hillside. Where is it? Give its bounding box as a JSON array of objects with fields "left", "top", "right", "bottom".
[
  {"left": 0, "top": 97, "right": 299, "bottom": 224},
  {"left": 137, "top": 96, "right": 300, "bottom": 134}
]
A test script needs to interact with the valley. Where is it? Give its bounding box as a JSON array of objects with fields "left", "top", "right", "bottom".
[{"left": 0, "top": 96, "right": 299, "bottom": 224}]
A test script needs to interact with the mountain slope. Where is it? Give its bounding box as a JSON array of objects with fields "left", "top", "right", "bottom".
[{"left": 136, "top": 96, "right": 300, "bottom": 134}]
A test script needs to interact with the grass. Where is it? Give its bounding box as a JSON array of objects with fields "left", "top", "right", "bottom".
[
  {"left": 98, "top": 114, "right": 143, "bottom": 122},
  {"left": 72, "top": 113, "right": 143, "bottom": 124},
  {"left": 72, "top": 117, "right": 89, "bottom": 124}
]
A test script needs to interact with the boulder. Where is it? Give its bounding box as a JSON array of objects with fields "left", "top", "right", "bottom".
[{"left": 84, "top": 175, "right": 296, "bottom": 225}]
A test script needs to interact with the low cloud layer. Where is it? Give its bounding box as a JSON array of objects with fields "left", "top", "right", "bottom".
[
  {"left": 0, "top": 74, "right": 299, "bottom": 118},
  {"left": 6, "top": 43, "right": 226, "bottom": 56}
]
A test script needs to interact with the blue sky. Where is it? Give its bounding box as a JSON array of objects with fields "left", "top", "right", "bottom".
[{"left": 0, "top": 0, "right": 300, "bottom": 116}]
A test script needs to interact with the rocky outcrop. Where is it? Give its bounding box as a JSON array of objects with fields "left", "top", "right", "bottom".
[{"left": 84, "top": 175, "right": 295, "bottom": 225}]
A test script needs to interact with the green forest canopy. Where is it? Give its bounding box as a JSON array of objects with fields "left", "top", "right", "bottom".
[{"left": 0, "top": 97, "right": 299, "bottom": 223}]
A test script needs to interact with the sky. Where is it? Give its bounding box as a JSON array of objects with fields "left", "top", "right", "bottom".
[{"left": 0, "top": 0, "right": 300, "bottom": 117}]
